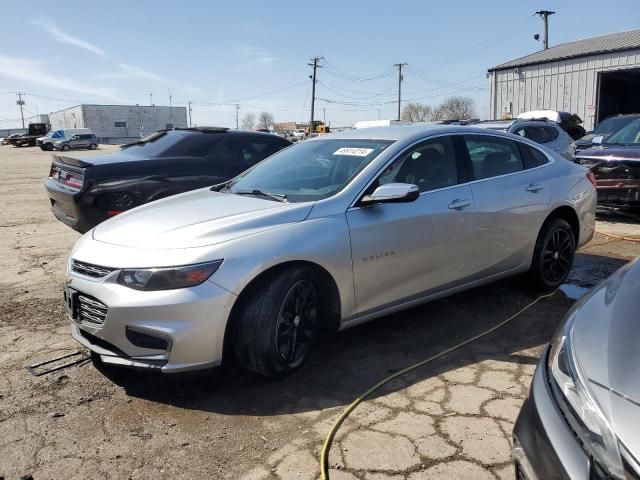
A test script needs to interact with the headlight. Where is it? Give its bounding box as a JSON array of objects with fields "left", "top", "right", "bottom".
[
  {"left": 548, "top": 314, "right": 624, "bottom": 479},
  {"left": 117, "top": 260, "right": 223, "bottom": 291}
]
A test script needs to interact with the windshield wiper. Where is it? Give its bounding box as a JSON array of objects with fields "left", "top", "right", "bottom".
[{"left": 233, "top": 189, "right": 288, "bottom": 202}]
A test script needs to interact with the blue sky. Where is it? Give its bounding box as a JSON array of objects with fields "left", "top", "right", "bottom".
[{"left": 0, "top": 0, "right": 638, "bottom": 129}]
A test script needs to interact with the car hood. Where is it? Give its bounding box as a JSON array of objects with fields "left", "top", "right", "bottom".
[
  {"left": 571, "top": 258, "right": 640, "bottom": 455},
  {"left": 577, "top": 145, "right": 640, "bottom": 161},
  {"left": 92, "top": 188, "right": 313, "bottom": 249}
]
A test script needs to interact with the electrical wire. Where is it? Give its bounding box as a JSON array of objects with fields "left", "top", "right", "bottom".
[
  {"left": 317, "top": 80, "right": 396, "bottom": 100},
  {"left": 320, "top": 290, "right": 558, "bottom": 480},
  {"left": 322, "top": 61, "right": 395, "bottom": 82}
]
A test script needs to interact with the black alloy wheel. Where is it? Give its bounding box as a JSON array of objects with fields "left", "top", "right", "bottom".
[
  {"left": 275, "top": 280, "right": 317, "bottom": 365},
  {"left": 542, "top": 228, "right": 573, "bottom": 284}
]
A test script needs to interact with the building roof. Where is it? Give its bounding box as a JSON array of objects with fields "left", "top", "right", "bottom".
[
  {"left": 48, "top": 104, "right": 186, "bottom": 115},
  {"left": 489, "top": 28, "right": 640, "bottom": 71}
]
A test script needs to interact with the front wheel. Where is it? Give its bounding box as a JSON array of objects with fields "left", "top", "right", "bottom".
[
  {"left": 89, "top": 143, "right": 97, "bottom": 150},
  {"left": 61, "top": 145, "right": 70, "bottom": 151},
  {"left": 528, "top": 218, "right": 575, "bottom": 290},
  {"left": 233, "top": 267, "right": 318, "bottom": 377}
]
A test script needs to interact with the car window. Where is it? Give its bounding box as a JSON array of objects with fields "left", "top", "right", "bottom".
[
  {"left": 513, "top": 126, "right": 555, "bottom": 144},
  {"left": 377, "top": 136, "right": 459, "bottom": 193},
  {"left": 464, "top": 135, "right": 524, "bottom": 180},
  {"left": 518, "top": 143, "right": 549, "bottom": 169}
]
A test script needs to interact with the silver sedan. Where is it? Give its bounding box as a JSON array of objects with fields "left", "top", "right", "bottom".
[{"left": 64, "top": 124, "right": 596, "bottom": 375}]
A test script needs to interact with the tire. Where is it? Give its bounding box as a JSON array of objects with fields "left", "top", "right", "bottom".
[
  {"left": 89, "top": 143, "right": 97, "bottom": 150},
  {"left": 61, "top": 145, "right": 70, "bottom": 151},
  {"left": 528, "top": 218, "right": 575, "bottom": 290},
  {"left": 45, "top": 143, "right": 54, "bottom": 151},
  {"left": 233, "top": 266, "right": 319, "bottom": 377},
  {"left": 40, "top": 146, "right": 46, "bottom": 151}
]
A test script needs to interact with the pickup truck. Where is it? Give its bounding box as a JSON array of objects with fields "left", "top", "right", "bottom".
[{"left": 9, "top": 123, "right": 50, "bottom": 147}]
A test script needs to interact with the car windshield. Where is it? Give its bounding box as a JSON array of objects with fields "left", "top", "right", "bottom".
[
  {"left": 594, "top": 116, "right": 638, "bottom": 135},
  {"left": 227, "top": 139, "right": 394, "bottom": 202},
  {"left": 119, "top": 130, "right": 221, "bottom": 157},
  {"left": 604, "top": 119, "right": 640, "bottom": 145}
]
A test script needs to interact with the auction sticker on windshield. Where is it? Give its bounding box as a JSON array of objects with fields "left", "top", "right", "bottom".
[{"left": 333, "top": 147, "right": 374, "bottom": 156}]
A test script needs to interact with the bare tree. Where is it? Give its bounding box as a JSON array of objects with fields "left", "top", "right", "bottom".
[
  {"left": 401, "top": 103, "right": 433, "bottom": 122},
  {"left": 241, "top": 113, "right": 256, "bottom": 130},
  {"left": 257, "top": 111, "right": 274, "bottom": 130},
  {"left": 437, "top": 96, "right": 477, "bottom": 121}
]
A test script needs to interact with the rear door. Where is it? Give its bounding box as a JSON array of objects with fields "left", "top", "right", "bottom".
[
  {"left": 346, "top": 135, "right": 478, "bottom": 315},
  {"left": 463, "top": 134, "right": 552, "bottom": 276}
]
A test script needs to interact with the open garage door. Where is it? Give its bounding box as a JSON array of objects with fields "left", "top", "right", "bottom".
[{"left": 597, "top": 68, "right": 640, "bottom": 125}]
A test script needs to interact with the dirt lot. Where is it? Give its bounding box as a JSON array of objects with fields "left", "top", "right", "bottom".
[{"left": 1, "top": 144, "right": 639, "bottom": 480}]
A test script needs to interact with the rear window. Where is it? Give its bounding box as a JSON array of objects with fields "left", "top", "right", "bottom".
[
  {"left": 119, "top": 131, "right": 222, "bottom": 157},
  {"left": 518, "top": 143, "right": 549, "bottom": 169},
  {"left": 464, "top": 135, "right": 524, "bottom": 180}
]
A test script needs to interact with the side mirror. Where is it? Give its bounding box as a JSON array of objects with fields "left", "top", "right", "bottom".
[
  {"left": 360, "top": 183, "right": 420, "bottom": 206},
  {"left": 591, "top": 135, "right": 604, "bottom": 145}
]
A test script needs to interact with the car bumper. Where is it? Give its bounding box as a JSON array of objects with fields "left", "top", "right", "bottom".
[
  {"left": 512, "top": 346, "right": 590, "bottom": 479},
  {"left": 66, "top": 269, "right": 236, "bottom": 373},
  {"left": 45, "top": 178, "right": 109, "bottom": 233},
  {"left": 596, "top": 181, "right": 640, "bottom": 210}
]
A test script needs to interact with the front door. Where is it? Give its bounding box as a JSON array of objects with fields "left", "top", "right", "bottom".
[{"left": 346, "top": 135, "right": 477, "bottom": 316}]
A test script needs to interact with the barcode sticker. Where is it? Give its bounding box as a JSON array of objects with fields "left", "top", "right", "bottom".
[{"left": 333, "top": 147, "right": 374, "bottom": 157}]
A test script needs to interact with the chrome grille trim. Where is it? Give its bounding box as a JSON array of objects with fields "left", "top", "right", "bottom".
[
  {"left": 72, "top": 260, "right": 116, "bottom": 278},
  {"left": 77, "top": 294, "right": 108, "bottom": 324}
]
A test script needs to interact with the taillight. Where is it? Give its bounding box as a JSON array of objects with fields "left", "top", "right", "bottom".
[
  {"left": 64, "top": 172, "right": 84, "bottom": 188},
  {"left": 586, "top": 171, "right": 597, "bottom": 187}
]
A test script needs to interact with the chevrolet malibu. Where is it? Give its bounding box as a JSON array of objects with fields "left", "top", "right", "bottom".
[
  {"left": 65, "top": 124, "right": 596, "bottom": 376},
  {"left": 513, "top": 257, "right": 640, "bottom": 479}
]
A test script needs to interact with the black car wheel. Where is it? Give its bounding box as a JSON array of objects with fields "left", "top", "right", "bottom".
[
  {"left": 234, "top": 266, "right": 318, "bottom": 377},
  {"left": 89, "top": 143, "right": 97, "bottom": 150},
  {"left": 529, "top": 218, "right": 575, "bottom": 290},
  {"left": 61, "top": 145, "right": 70, "bottom": 151}
]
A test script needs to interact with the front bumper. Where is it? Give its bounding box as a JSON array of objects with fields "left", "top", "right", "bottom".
[
  {"left": 596, "top": 180, "right": 640, "bottom": 210},
  {"left": 66, "top": 268, "right": 236, "bottom": 373},
  {"left": 512, "top": 347, "right": 590, "bottom": 479}
]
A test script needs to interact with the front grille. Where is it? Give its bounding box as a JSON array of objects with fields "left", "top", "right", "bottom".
[
  {"left": 72, "top": 260, "right": 115, "bottom": 278},
  {"left": 77, "top": 294, "right": 108, "bottom": 324}
]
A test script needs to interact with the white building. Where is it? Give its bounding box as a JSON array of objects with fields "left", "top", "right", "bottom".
[
  {"left": 48, "top": 104, "right": 188, "bottom": 144},
  {"left": 488, "top": 29, "right": 640, "bottom": 131}
]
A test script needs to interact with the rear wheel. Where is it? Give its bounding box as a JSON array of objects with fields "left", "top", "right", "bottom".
[
  {"left": 61, "top": 145, "right": 70, "bottom": 151},
  {"left": 89, "top": 143, "right": 97, "bottom": 150},
  {"left": 528, "top": 218, "right": 575, "bottom": 290},
  {"left": 45, "top": 143, "right": 54, "bottom": 151},
  {"left": 233, "top": 267, "right": 318, "bottom": 377}
]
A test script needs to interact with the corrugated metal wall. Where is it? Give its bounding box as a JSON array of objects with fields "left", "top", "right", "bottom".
[{"left": 489, "top": 48, "right": 640, "bottom": 131}]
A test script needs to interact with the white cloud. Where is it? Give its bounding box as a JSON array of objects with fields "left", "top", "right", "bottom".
[
  {"left": 32, "top": 17, "right": 107, "bottom": 57},
  {"left": 234, "top": 46, "right": 277, "bottom": 71},
  {"left": 0, "top": 55, "right": 120, "bottom": 100},
  {"left": 118, "top": 63, "right": 166, "bottom": 83}
]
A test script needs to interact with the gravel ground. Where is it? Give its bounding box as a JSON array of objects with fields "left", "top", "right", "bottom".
[{"left": 1, "top": 144, "right": 639, "bottom": 480}]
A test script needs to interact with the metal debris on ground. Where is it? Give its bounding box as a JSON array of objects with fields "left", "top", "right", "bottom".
[{"left": 26, "top": 350, "right": 90, "bottom": 377}]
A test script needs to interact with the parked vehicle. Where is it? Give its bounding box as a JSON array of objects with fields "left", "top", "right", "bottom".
[
  {"left": 517, "top": 110, "right": 586, "bottom": 140},
  {"left": 37, "top": 128, "right": 94, "bottom": 151},
  {"left": 574, "top": 119, "right": 640, "bottom": 212},
  {"left": 45, "top": 127, "right": 291, "bottom": 233},
  {"left": 513, "top": 256, "right": 640, "bottom": 480},
  {"left": 352, "top": 119, "right": 412, "bottom": 129},
  {"left": 64, "top": 124, "right": 596, "bottom": 376},
  {"left": 9, "top": 123, "right": 49, "bottom": 147},
  {"left": 2, "top": 133, "right": 24, "bottom": 145},
  {"left": 575, "top": 114, "right": 640, "bottom": 152},
  {"left": 52, "top": 133, "right": 99, "bottom": 151},
  {"left": 473, "top": 118, "right": 575, "bottom": 160}
]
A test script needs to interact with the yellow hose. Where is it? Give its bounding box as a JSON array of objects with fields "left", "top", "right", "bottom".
[{"left": 319, "top": 290, "right": 557, "bottom": 479}]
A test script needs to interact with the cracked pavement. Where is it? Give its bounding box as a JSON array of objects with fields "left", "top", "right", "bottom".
[{"left": 2, "top": 145, "right": 640, "bottom": 479}]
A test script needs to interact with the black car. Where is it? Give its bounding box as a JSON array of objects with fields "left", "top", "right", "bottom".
[
  {"left": 575, "top": 114, "right": 640, "bottom": 152},
  {"left": 45, "top": 127, "right": 291, "bottom": 233}
]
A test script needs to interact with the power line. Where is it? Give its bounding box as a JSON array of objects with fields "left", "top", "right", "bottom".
[
  {"left": 317, "top": 80, "right": 396, "bottom": 100},
  {"left": 322, "top": 60, "right": 395, "bottom": 82}
]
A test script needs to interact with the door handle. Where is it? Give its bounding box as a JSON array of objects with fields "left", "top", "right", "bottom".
[
  {"left": 448, "top": 199, "right": 471, "bottom": 210},
  {"left": 526, "top": 183, "right": 544, "bottom": 193}
]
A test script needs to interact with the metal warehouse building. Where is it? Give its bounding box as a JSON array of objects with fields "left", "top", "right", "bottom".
[
  {"left": 488, "top": 29, "right": 640, "bottom": 131},
  {"left": 48, "top": 104, "right": 188, "bottom": 144}
]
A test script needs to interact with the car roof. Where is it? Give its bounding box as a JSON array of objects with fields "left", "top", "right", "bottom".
[
  {"left": 315, "top": 123, "right": 516, "bottom": 143},
  {"left": 171, "top": 127, "right": 281, "bottom": 138}
]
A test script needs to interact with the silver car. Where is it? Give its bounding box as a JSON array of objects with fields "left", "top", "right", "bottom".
[
  {"left": 64, "top": 124, "right": 596, "bottom": 375},
  {"left": 474, "top": 119, "right": 576, "bottom": 161},
  {"left": 513, "top": 256, "right": 640, "bottom": 479}
]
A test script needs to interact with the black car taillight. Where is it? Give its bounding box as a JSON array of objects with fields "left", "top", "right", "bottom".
[{"left": 63, "top": 171, "right": 84, "bottom": 188}]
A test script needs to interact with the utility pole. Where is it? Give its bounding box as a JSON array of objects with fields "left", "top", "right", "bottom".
[
  {"left": 394, "top": 63, "right": 407, "bottom": 121},
  {"left": 323, "top": 108, "right": 326, "bottom": 125},
  {"left": 16, "top": 92, "right": 25, "bottom": 128},
  {"left": 535, "top": 10, "right": 555, "bottom": 49},
  {"left": 235, "top": 104, "right": 240, "bottom": 129},
  {"left": 308, "top": 56, "right": 323, "bottom": 135},
  {"left": 169, "top": 94, "right": 173, "bottom": 122},
  {"left": 149, "top": 93, "right": 153, "bottom": 106},
  {"left": 377, "top": 108, "right": 381, "bottom": 120},
  {"left": 187, "top": 101, "right": 192, "bottom": 127}
]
